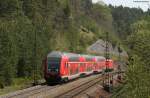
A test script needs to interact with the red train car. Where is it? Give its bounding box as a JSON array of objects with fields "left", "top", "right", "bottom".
[
  {"left": 105, "top": 59, "right": 114, "bottom": 71},
  {"left": 43, "top": 51, "right": 113, "bottom": 84},
  {"left": 93, "top": 56, "right": 106, "bottom": 73}
]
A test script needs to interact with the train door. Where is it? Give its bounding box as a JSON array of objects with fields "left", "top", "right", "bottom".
[
  {"left": 68, "top": 63, "right": 74, "bottom": 76},
  {"left": 90, "top": 62, "right": 92, "bottom": 72},
  {"left": 79, "top": 63, "right": 84, "bottom": 73},
  {"left": 75, "top": 63, "right": 79, "bottom": 75},
  {"left": 68, "top": 63, "right": 71, "bottom": 76},
  {"left": 79, "top": 57, "right": 86, "bottom": 73}
]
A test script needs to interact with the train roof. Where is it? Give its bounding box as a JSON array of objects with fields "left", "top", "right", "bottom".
[
  {"left": 47, "top": 51, "right": 62, "bottom": 58},
  {"left": 47, "top": 51, "right": 105, "bottom": 61},
  {"left": 81, "top": 55, "right": 93, "bottom": 61},
  {"left": 94, "top": 56, "right": 105, "bottom": 60},
  {"left": 47, "top": 51, "right": 80, "bottom": 58}
]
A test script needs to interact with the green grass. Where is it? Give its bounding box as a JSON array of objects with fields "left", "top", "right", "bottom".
[{"left": 0, "top": 77, "right": 33, "bottom": 95}]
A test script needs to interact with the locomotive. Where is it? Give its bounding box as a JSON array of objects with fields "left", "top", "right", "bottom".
[{"left": 43, "top": 51, "right": 113, "bottom": 84}]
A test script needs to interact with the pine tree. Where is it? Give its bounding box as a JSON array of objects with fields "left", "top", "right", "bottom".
[{"left": 0, "top": 21, "right": 16, "bottom": 86}]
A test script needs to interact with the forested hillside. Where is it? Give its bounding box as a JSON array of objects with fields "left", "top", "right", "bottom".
[
  {"left": 111, "top": 6, "right": 150, "bottom": 98},
  {"left": 110, "top": 5, "right": 144, "bottom": 39},
  {"left": 0, "top": 0, "right": 115, "bottom": 88},
  {"left": 1, "top": 1, "right": 150, "bottom": 97}
]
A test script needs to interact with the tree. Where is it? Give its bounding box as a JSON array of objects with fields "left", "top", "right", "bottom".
[
  {"left": 0, "top": 0, "right": 117, "bottom": 88},
  {"left": 0, "top": 0, "right": 21, "bottom": 17},
  {"left": 0, "top": 20, "right": 17, "bottom": 86},
  {"left": 110, "top": 5, "right": 144, "bottom": 39},
  {"left": 127, "top": 18, "right": 150, "bottom": 66},
  {"left": 114, "top": 16, "right": 150, "bottom": 98},
  {"left": 113, "top": 55, "right": 150, "bottom": 98}
]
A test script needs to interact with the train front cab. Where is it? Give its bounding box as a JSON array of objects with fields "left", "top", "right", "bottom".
[
  {"left": 105, "top": 59, "right": 114, "bottom": 72},
  {"left": 45, "top": 57, "right": 62, "bottom": 84}
]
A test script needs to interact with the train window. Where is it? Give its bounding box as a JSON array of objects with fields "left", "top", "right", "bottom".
[
  {"left": 48, "top": 61, "right": 60, "bottom": 71},
  {"left": 47, "top": 57, "right": 61, "bottom": 71},
  {"left": 47, "top": 57, "right": 61, "bottom": 62},
  {"left": 86, "top": 58, "right": 93, "bottom": 61},
  {"left": 69, "top": 67, "right": 73, "bottom": 75},
  {"left": 69, "top": 57, "right": 79, "bottom": 62}
]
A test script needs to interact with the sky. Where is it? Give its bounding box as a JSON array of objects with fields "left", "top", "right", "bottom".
[{"left": 92, "top": 0, "right": 150, "bottom": 11}]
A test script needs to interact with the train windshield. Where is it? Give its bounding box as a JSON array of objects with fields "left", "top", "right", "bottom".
[{"left": 47, "top": 57, "right": 61, "bottom": 72}]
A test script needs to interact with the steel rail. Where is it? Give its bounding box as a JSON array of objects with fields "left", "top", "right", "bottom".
[
  {"left": 1, "top": 85, "right": 58, "bottom": 98},
  {"left": 54, "top": 72, "right": 118, "bottom": 98}
]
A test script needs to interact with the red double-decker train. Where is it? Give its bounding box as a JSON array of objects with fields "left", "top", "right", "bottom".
[{"left": 43, "top": 51, "right": 113, "bottom": 84}]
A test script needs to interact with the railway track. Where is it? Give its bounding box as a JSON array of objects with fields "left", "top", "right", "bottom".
[
  {"left": 54, "top": 72, "right": 116, "bottom": 98},
  {"left": 0, "top": 71, "right": 123, "bottom": 98},
  {"left": 0, "top": 85, "right": 59, "bottom": 98}
]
